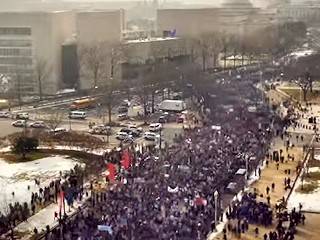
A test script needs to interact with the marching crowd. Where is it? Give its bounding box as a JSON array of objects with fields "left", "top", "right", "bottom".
[
  {"left": 41, "top": 79, "right": 281, "bottom": 240},
  {"left": 2, "top": 75, "right": 311, "bottom": 240}
]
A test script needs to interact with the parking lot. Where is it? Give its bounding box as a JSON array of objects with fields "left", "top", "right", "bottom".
[{"left": 0, "top": 96, "right": 188, "bottom": 149}]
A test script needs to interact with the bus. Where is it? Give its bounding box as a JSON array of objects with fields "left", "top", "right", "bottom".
[{"left": 70, "top": 98, "right": 96, "bottom": 110}]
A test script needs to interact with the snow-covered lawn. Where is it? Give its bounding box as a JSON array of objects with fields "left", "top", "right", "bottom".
[
  {"left": 0, "top": 155, "right": 82, "bottom": 214},
  {"left": 287, "top": 167, "right": 320, "bottom": 212}
]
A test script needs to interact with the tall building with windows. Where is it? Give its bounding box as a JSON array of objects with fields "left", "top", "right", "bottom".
[
  {"left": 0, "top": 11, "right": 75, "bottom": 96},
  {"left": 0, "top": 27, "right": 34, "bottom": 95},
  {"left": 0, "top": 9, "right": 125, "bottom": 95}
]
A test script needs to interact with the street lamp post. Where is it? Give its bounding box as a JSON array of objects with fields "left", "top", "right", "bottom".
[
  {"left": 159, "top": 128, "right": 162, "bottom": 150},
  {"left": 214, "top": 190, "right": 219, "bottom": 232},
  {"left": 69, "top": 117, "right": 72, "bottom": 131},
  {"left": 245, "top": 156, "right": 249, "bottom": 181}
]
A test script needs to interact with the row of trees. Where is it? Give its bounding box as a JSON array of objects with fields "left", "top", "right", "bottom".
[
  {"left": 73, "top": 21, "right": 308, "bottom": 117},
  {"left": 193, "top": 21, "right": 307, "bottom": 72},
  {"left": 0, "top": 57, "right": 51, "bottom": 108}
]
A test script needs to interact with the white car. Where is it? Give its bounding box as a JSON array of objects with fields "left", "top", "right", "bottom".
[
  {"left": 89, "top": 125, "right": 112, "bottom": 135},
  {"left": 0, "top": 111, "right": 10, "bottom": 118},
  {"left": 116, "top": 131, "right": 133, "bottom": 141},
  {"left": 12, "top": 120, "right": 27, "bottom": 127},
  {"left": 49, "top": 127, "right": 67, "bottom": 135},
  {"left": 128, "top": 124, "right": 143, "bottom": 133},
  {"left": 144, "top": 132, "right": 160, "bottom": 141},
  {"left": 149, "top": 123, "right": 162, "bottom": 132},
  {"left": 29, "top": 121, "right": 46, "bottom": 128}
]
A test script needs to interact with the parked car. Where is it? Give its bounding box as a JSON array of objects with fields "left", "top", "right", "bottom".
[
  {"left": 120, "top": 100, "right": 130, "bottom": 107},
  {"left": 128, "top": 124, "right": 143, "bottom": 133},
  {"left": 49, "top": 127, "right": 67, "bottom": 135},
  {"left": 0, "top": 111, "right": 10, "bottom": 118},
  {"left": 144, "top": 132, "right": 160, "bottom": 141},
  {"left": 116, "top": 131, "right": 132, "bottom": 141},
  {"left": 120, "top": 128, "right": 132, "bottom": 134},
  {"left": 29, "top": 121, "right": 46, "bottom": 128},
  {"left": 159, "top": 115, "right": 167, "bottom": 124},
  {"left": 12, "top": 120, "right": 26, "bottom": 127},
  {"left": 16, "top": 112, "right": 29, "bottom": 120},
  {"left": 149, "top": 123, "right": 162, "bottom": 132},
  {"left": 130, "top": 129, "right": 141, "bottom": 138},
  {"left": 118, "top": 106, "right": 128, "bottom": 114},
  {"left": 122, "top": 136, "right": 134, "bottom": 144},
  {"left": 89, "top": 125, "right": 112, "bottom": 135},
  {"left": 118, "top": 113, "right": 129, "bottom": 121}
]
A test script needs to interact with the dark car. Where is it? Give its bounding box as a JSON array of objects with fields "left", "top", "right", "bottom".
[
  {"left": 159, "top": 116, "right": 167, "bottom": 124},
  {"left": 120, "top": 128, "right": 140, "bottom": 138},
  {"left": 130, "top": 129, "right": 141, "bottom": 138},
  {"left": 120, "top": 128, "right": 132, "bottom": 134},
  {"left": 118, "top": 106, "right": 128, "bottom": 114}
]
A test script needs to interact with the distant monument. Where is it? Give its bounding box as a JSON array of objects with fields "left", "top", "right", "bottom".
[{"left": 221, "top": 0, "right": 254, "bottom": 9}]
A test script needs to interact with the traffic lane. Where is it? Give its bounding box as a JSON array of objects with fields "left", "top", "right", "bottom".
[{"left": 0, "top": 119, "right": 22, "bottom": 137}]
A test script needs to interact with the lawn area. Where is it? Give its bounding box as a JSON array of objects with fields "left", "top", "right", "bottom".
[
  {"left": 0, "top": 151, "right": 50, "bottom": 163},
  {"left": 279, "top": 87, "right": 320, "bottom": 102},
  {"left": 295, "top": 181, "right": 319, "bottom": 194}
]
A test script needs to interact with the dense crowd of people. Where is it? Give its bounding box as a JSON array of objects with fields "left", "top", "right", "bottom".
[
  {"left": 36, "top": 78, "right": 283, "bottom": 240},
  {"left": 2, "top": 73, "right": 311, "bottom": 240}
]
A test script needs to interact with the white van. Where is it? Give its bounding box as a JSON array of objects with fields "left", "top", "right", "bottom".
[{"left": 69, "top": 111, "right": 87, "bottom": 119}]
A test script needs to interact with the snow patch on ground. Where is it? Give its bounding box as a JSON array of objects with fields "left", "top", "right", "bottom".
[
  {"left": 0, "top": 155, "right": 82, "bottom": 214},
  {"left": 287, "top": 167, "right": 320, "bottom": 212}
]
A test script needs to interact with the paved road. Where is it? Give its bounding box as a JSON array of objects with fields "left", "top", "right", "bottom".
[{"left": 0, "top": 119, "right": 22, "bottom": 137}]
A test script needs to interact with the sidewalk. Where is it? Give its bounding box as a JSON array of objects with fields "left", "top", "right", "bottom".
[
  {"left": 213, "top": 136, "right": 304, "bottom": 240},
  {"left": 12, "top": 195, "right": 89, "bottom": 240},
  {"left": 211, "top": 89, "right": 320, "bottom": 240}
]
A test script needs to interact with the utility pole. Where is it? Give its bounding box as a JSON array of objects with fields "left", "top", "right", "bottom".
[{"left": 214, "top": 190, "right": 219, "bottom": 231}]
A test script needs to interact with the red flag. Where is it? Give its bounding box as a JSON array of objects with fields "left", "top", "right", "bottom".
[
  {"left": 195, "top": 197, "right": 207, "bottom": 206},
  {"left": 121, "top": 150, "right": 131, "bottom": 170},
  {"left": 107, "top": 163, "right": 116, "bottom": 182}
]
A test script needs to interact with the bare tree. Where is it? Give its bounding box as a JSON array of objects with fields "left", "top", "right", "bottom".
[
  {"left": 11, "top": 73, "right": 23, "bottom": 109},
  {"left": 294, "top": 75, "right": 310, "bottom": 102},
  {"left": 196, "top": 33, "right": 224, "bottom": 71},
  {"left": 44, "top": 112, "right": 64, "bottom": 131},
  {"left": 284, "top": 54, "right": 320, "bottom": 101},
  {"left": 220, "top": 34, "right": 236, "bottom": 70},
  {"left": 102, "top": 79, "right": 118, "bottom": 124},
  {"left": 35, "top": 57, "right": 51, "bottom": 100},
  {"left": 78, "top": 42, "right": 108, "bottom": 89}
]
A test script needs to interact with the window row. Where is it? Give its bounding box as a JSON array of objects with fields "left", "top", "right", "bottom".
[
  {"left": 0, "top": 39, "right": 32, "bottom": 47},
  {"left": 0, "top": 66, "right": 34, "bottom": 74},
  {"left": 0, "top": 57, "right": 32, "bottom": 65},
  {"left": 0, "top": 27, "right": 31, "bottom": 36},
  {"left": 0, "top": 48, "right": 32, "bottom": 56}
]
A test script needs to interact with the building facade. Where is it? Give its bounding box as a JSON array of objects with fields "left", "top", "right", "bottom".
[
  {"left": 76, "top": 10, "right": 125, "bottom": 90},
  {"left": 0, "top": 11, "right": 75, "bottom": 96},
  {"left": 157, "top": 0, "right": 277, "bottom": 39},
  {"left": 0, "top": 9, "right": 125, "bottom": 95}
]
